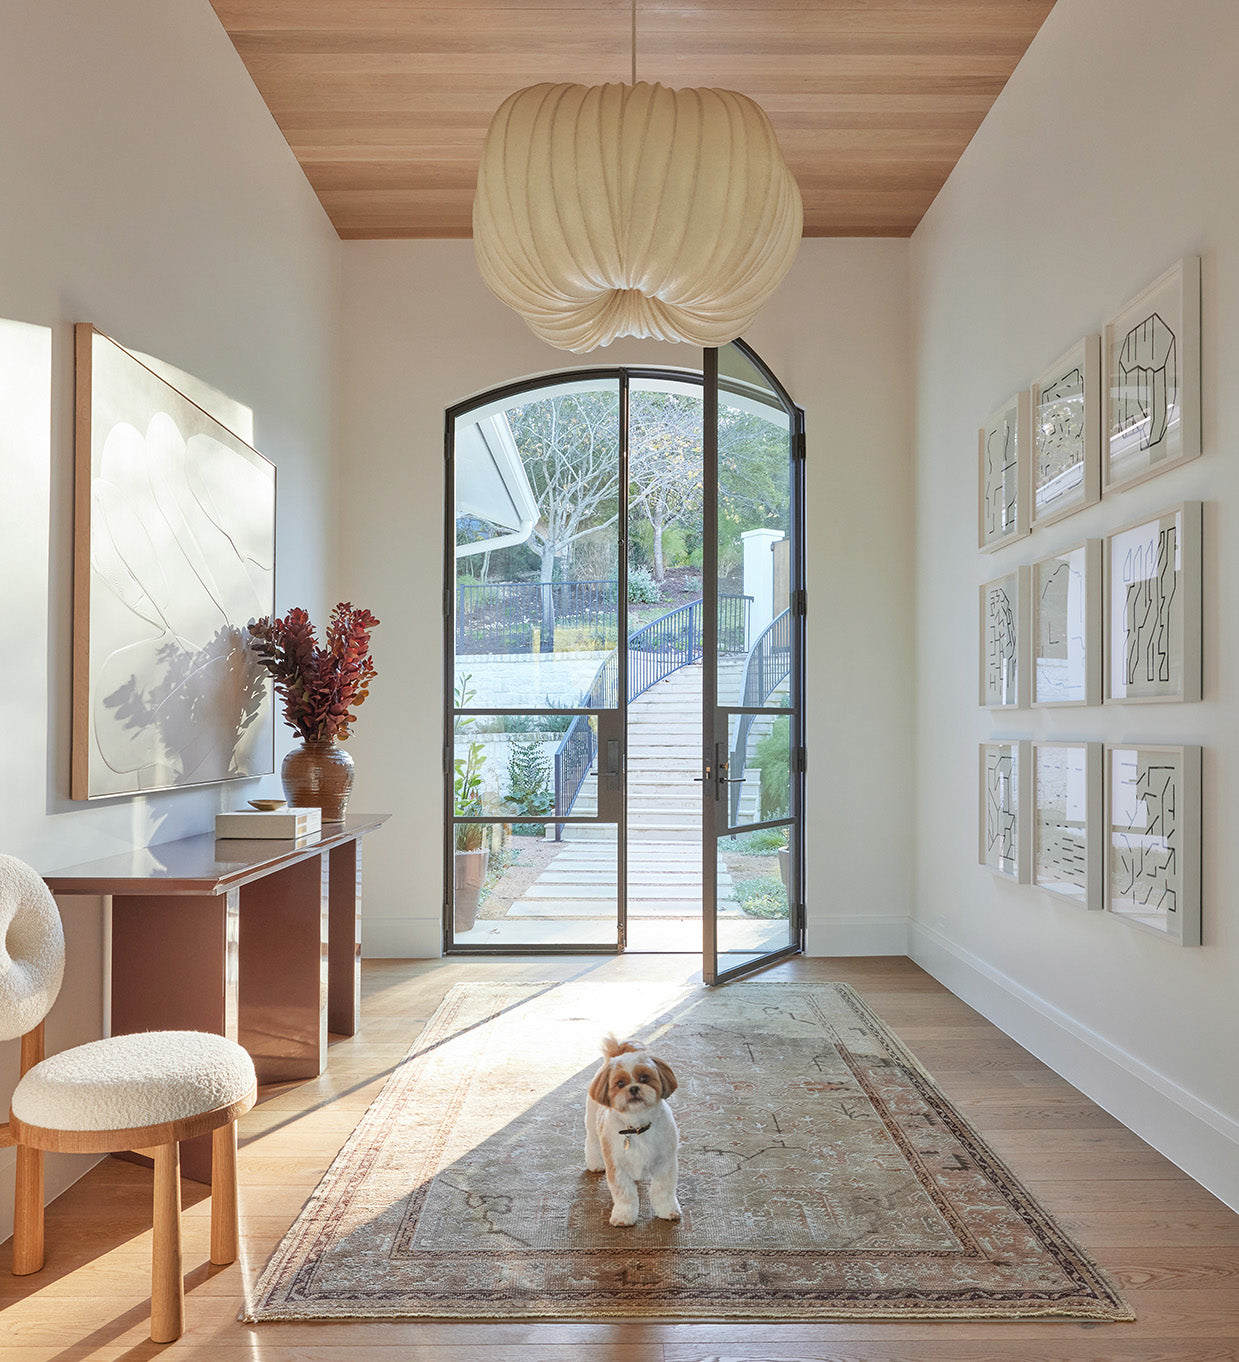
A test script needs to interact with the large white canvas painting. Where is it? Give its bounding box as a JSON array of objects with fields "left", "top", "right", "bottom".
[{"left": 72, "top": 325, "right": 275, "bottom": 799}]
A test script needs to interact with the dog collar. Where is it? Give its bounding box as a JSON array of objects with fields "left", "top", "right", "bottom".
[{"left": 618, "top": 1122, "right": 652, "bottom": 1136}]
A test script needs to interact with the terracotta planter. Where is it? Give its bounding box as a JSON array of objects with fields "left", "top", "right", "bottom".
[
  {"left": 281, "top": 739, "right": 355, "bottom": 822},
  {"left": 453, "top": 848, "right": 490, "bottom": 933}
]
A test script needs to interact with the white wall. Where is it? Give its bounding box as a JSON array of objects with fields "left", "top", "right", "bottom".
[
  {"left": 338, "top": 238, "right": 913, "bottom": 959},
  {"left": 0, "top": 1, "right": 341, "bottom": 1237},
  {"left": 910, "top": 0, "right": 1239, "bottom": 1207}
]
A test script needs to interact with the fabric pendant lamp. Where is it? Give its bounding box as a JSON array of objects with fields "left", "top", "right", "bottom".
[{"left": 473, "top": 81, "right": 803, "bottom": 353}]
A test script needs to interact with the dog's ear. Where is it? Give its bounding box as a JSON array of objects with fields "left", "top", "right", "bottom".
[
  {"left": 652, "top": 1057, "right": 678, "bottom": 1098},
  {"left": 588, "top": 1060, "right": 614, "bottom": 1107}
]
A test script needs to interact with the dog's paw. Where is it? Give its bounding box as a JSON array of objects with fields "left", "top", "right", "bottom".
[
  {"left": 655, "top": 1203, "right": 682, "bottom": 1222},
  {"left": 609, "top": 1207, "right": 637, "bottom": 1227},
  {"left": 584, "top": 1161, "right": 605, "bottom": 1174}
]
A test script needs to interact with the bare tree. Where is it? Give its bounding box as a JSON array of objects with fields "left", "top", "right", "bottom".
[
  {"left": 509, "top": 390, "right": 621, "bottom": 650},
  {"left": 629, "top": 392, "right": 704, "bottom": 583}
]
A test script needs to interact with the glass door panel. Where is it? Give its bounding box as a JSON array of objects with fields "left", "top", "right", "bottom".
[
  {"left": 704, "top": 344, "right": 804, "bottom": 984},
  {"left": 448, "top": 377, "right": 625, "bottom": 951},
  {"left": 625, "top": 375, "right": 708, "bottom": 953}
]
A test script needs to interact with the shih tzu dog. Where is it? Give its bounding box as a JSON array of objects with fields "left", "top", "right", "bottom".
[{"left": 584, "top": 1034, "right": 681, "bottom": 1227}]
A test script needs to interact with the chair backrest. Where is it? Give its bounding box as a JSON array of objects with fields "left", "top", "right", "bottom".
[{"left": 0, "top": 854, "right": 65, "bottom": 1042}]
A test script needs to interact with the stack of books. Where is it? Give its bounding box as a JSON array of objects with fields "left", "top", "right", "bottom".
[{"left": 215, "top": 807, "right": 323, "bottom": 840}]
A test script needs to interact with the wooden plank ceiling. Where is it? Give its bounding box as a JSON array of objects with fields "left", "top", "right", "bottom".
[{"left": 209, "top": 0, "right": 1056, "bottom": 239}]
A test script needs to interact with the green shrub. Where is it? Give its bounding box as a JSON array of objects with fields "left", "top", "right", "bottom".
[
  {"left": 505, "top": 736, "right": 553, "bottom": 821},
  {"left": 734, "top": 876, "right": 788, "bottom": 919},
  {"left": 729, "top": 827, "right": 788, "bottom": 855},
  {"left": 755, "top": 716, "right": 791, "bottom": 820},
  {"left": 627, "top": 565, "right": 662, "bottom": 604}
]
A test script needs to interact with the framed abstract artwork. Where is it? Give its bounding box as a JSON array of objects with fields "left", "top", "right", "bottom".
[
  {"left": 979, "top": 741, "right": 1031, "bottom": 883},
  {"left": 1107, "top": 744, "right": 1202, "bottom": 945},
  {"left": 979, "top": 566, "right": 1029, "bottom": 708},
  {"left": 1031, "top": 540, "right": 1101, "bottom": 707},
  {"left": 978, "top": 391, "right": 1031, "bottom": 551},
  {"left": 1103, "top": 257, "right": 1201, "bottom": 492},
  {"left": 1032, "top": 741, "right": 1103, "bottom": 910},
  {"left": 1104, "top": 502, "right": 1202, "bottom": 704},
  {"left": 72, "top": 324, "right": 276, "bottom": 800},
  {"left": 1031, "top": 336, "right": 1100, "bottom": 528}
]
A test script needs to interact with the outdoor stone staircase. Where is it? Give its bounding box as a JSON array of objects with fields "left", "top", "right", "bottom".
[{"left": 508, "top": 661, "right": 769, "bottom": 921}]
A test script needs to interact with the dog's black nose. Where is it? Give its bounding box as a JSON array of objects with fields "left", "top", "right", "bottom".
[{"left": 629, "top": 1085, "right": 641, "bottom": 1096}]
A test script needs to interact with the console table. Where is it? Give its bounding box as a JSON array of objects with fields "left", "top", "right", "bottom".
[{"left": 43, "top": 814, "right": 390, "bottom": 1091}]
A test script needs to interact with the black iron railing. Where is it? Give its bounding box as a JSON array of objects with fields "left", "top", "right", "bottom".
[
  {"left": 552, "top": 594, "right": 751, "bottom": 829},
  {"left": 455, "top": 579, "right": 618, "bottom": 655},
  {"left": 729, "top": 608, "right": 793, "bottom": 825}
]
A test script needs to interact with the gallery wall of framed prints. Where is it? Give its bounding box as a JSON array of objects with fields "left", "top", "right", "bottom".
[{"left": 975, "top": 256, "right": 1204, "bottom": 946}]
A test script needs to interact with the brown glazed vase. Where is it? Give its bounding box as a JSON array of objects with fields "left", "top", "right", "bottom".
[{"left": 281, "top": 738, "right": 355, "bottom": 822}]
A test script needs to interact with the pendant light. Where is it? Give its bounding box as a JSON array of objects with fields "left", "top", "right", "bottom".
[{"left": 472, "top": 4, "right": 802, "bottom": 353}]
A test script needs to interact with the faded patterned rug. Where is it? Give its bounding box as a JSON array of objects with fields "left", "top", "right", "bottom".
[{"left": 247, "top": 981, "right": 1133, "bottom": 1322}]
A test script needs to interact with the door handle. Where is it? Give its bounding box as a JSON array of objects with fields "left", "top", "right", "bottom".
[{"left": 592, "top": 738, "right": 624, "bottom": 778}]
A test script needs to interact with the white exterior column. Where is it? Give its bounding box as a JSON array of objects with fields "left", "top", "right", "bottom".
[{"left": 741, "top": 528, "right": 784, "bottom": 649}]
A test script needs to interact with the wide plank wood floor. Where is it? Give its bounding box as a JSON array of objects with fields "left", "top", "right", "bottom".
[{"left": 3, "top": 954, "right": 1238, "bottom": 1360}]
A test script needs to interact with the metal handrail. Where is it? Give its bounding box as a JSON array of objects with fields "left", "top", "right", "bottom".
[{"left": 728, "top": 608, "right": 793, "bottom": 825}]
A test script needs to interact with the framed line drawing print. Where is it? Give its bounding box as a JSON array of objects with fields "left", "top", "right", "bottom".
[
  {"left": 1031, "top": 336, "right": 1100, "bottom": 528},
  {"left": 979, "top": 391, "right": 1031, "bottom": 551},
  {"left": 1107, "top": 744, "right": 1201, "bottom": 945},
  {"left": 1104, "top": 501, "right": 1202, "bottom": 704},
  {"left": 1104, "top": 257, "right": 1201, "bottom": 492},
  {"left": 1033, "top": 741, "right": 1103, "bottom": 910},
  {"left": 980, "top": 565, "right": 1029, "bottom": 708},
  {"left": 979, "top": 741, "right": 1031, "bottom": 882},
  {"left": 72, "top": 324, "right": 276, "bottom": 800},
  {"left": 1032, "top": 540, "right": 1101, "bottom": 707}
]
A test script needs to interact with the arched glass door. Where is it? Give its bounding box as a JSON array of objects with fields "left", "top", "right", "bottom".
[{"left": 444, "top": 345, "right": 805, "bottom": 979}]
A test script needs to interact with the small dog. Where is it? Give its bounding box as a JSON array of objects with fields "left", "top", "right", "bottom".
[{"left": 584, "top": 1034, "right": 681, "bottom": 1227}]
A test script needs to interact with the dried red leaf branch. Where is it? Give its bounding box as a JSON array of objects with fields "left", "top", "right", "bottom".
[{"left": 248, "top": 602, "right": 379, "bottom": 742}]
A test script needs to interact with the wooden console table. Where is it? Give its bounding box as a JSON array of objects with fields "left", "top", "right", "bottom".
[{"left": 43, "top": 814, "right": 389, "bottom": 1091}]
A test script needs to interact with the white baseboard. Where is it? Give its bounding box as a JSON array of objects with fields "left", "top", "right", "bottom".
[
  {"left": 909, "top": 919, "right": 1239, "bottom": 1212},
  {"left": 808, "top": 914, "right": 909, "bottom": 957}
]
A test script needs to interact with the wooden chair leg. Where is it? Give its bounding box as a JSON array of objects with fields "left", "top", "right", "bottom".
[
  {"left": 150, "top": 1143, "right": 184, "bottom": 1344},
  {"left": 210, "top": 1121, "right": 240, "bottom": 1265},
  {"left": 12, "top": 1145, "right": 44, "bottom": 1275}
]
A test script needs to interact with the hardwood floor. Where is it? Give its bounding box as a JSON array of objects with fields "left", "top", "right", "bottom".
[{"left": 3, "top": 954, "right": 1238, "bottom": 1360}]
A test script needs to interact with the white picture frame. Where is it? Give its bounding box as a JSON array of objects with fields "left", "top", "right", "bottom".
[
  {"left": 979, "top": 565, "right": 1029, "bottom": 708},
  {"left": 1032, "top": 540, "right": 1101, "bottom": 707},
  {"left": 979, "top": 740, "right": 1031, "bottom": 883},
  {"left": 979, "top": 391, "right": 1031, "bottom": 551},
  {"left": 1033, "top": 741, "right": 1103, "bottom": 910},
  {"left": 1104, "top": 501, "right": 1202, "bottom": 704},
  {"left": 1107, "top": 743, "right": 1201, "bottom": 945},
  {"left": 1031, "top": 336, "right": 1101, "bottom": 528},
  {"left": 1103, "top": 257, "right": 1201, "bottom": 493}
]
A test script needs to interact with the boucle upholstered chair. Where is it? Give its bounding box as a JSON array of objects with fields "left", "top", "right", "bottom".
[{"left": 0, "top": 854, "right": 257, "bottom": 1342}]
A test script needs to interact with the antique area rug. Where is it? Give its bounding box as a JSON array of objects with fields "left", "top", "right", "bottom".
[{"left": 246, "top": 980, "right": 1133, "bottom": 1322}]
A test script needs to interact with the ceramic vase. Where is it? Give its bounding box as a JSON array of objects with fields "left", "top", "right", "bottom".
[{"left": 281, "top": 738, "right": 355, "bottom": 822}]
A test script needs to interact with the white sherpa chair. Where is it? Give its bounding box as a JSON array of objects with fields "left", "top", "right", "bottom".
[{"left": 0, "top": 854, "right": 257, "bottom": 1342}]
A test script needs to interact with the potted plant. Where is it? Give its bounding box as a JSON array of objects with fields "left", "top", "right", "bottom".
[
  {"left": 248, "top": 602, "right": 379, "bottom": 821},
  {"left": 453, "top": 675, "right": 489, "bottom": 931}
]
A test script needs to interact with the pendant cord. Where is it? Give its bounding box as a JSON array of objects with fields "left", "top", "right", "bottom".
[{"left": 631, "top": 0, "right": 637, "bottom": 84}]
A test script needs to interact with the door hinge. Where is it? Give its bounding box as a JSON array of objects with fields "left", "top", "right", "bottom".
[
  {"left": 443, "top": 744, "right": 451, "bottom": 775},
  {"left": 797, "top": 745, "right": 808, "bottom": 774},
  {"left": 793, "top": 429, "right": 806, "bottom": 461},
  {"left": 794, "top": 587, "right": 808, "bottom": 617},
  {"left": 443, "top": 588, "right": 452, "bottom": 618}
]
